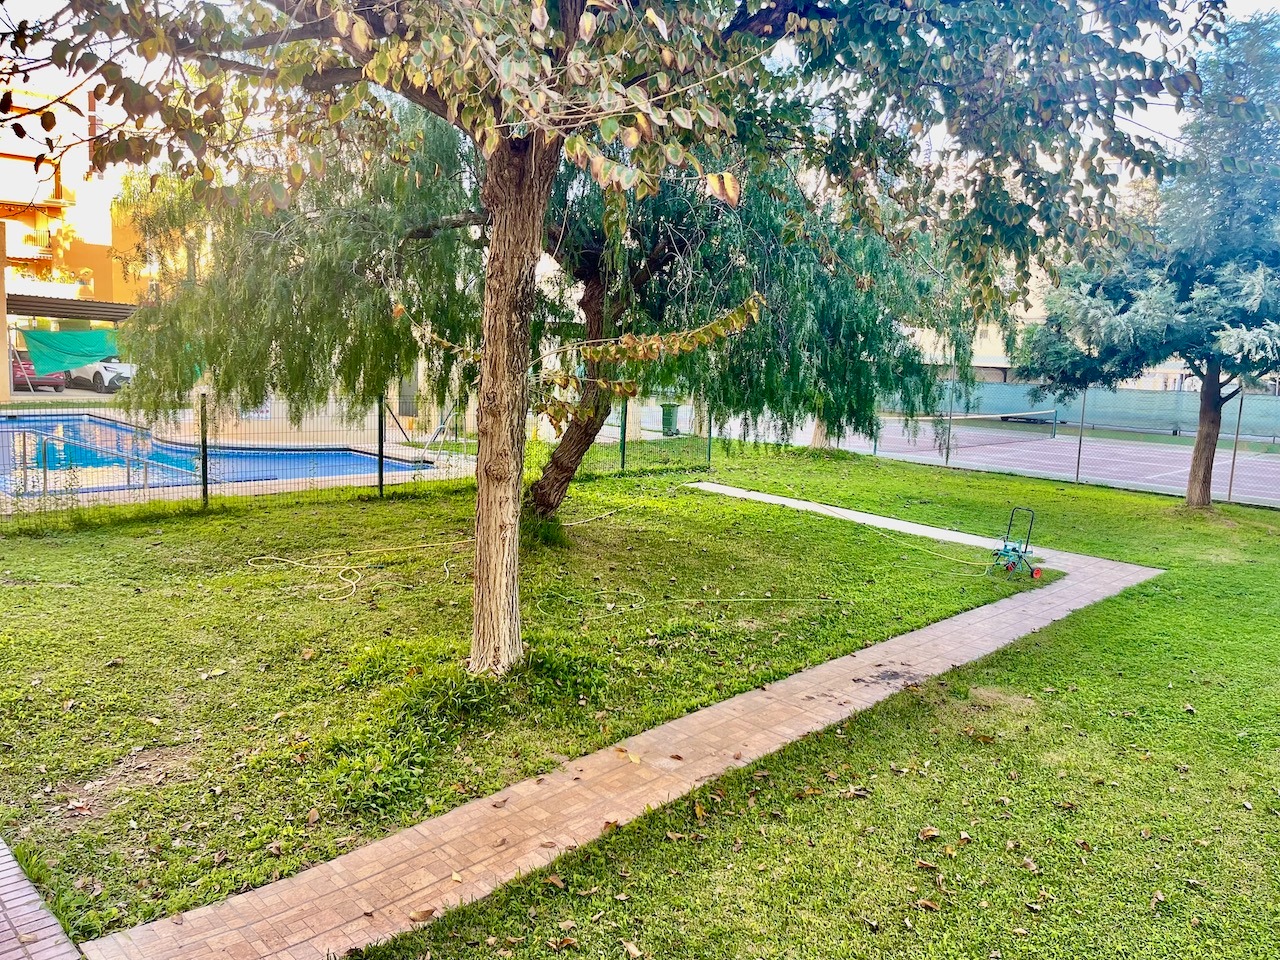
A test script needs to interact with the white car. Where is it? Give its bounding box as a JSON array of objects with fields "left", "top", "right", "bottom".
[{"left": 66, "top": 356, "right": 137, "bottom": 393}]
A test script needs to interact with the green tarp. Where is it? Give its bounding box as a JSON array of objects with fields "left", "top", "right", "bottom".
[{"left": 20, "top": 329, "right": 119, "bottom": 376}]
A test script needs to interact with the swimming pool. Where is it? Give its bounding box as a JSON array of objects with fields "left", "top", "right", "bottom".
[{"left": 0, "top": 413, "right": 428, "bottom": 495}]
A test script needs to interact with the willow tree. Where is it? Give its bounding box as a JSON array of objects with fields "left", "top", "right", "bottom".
[
  {"left": 118, "top": 118, "right": 485, "bottom": 416},
  {"left": 3, "top": 0, "right": 1226, "bottom": 674},
  {"left": 1015, "top": 14, "right": 1280, "bottom": 507},
  {"left": 120, "top": 126, "right": 936, "bottom": 519},
  {"left": 528, "top": 160, "right": 947, "bottom": 519}
]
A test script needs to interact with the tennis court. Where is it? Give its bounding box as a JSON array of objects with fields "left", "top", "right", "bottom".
[{"left": 828, "top": 411, "right": 1280, "bottom": 508}]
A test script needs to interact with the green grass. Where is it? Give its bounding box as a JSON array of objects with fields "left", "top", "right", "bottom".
[
  {"left": 0, "top": 468, "right": 1030, "bottom": 940},
  {"left": 352, "top": 448, "right": 1280, "bottom": 960},
  {"left": 525, "top": 435, "right": 711, "bottom": 477}
]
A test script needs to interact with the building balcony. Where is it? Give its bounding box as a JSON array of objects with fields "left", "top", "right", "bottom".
[{"left": 0, "top": 153, "right": 75, "bottom": 213}]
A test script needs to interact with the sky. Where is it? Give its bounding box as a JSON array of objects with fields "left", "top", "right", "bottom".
[{"left": 1126, "top": 0, "right": 1279, "bottom": 148}]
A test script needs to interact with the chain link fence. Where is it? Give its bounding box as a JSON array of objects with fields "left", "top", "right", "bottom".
[
  {"left": 0, "top": 394, "right": 710, "bottom": 530},
  {"left": 845, "top": 381, "right": 1280, "bottom": 508}
]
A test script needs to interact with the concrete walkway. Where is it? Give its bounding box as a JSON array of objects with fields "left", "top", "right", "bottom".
[{"left": 47, "top": 488, "right": 1157, "bottom": 960}]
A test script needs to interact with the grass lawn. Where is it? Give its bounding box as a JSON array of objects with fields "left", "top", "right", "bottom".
[
  {"left": 353, "top": 448, "right": 1280, "bottom": 960},
  {"left": 0, "top": 470, "right": 1028, "bottom": 940}
]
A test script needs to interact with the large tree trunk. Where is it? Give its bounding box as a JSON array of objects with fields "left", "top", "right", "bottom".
[
  {"left": 1186, "top": 360, "right": 1225, "bottom": 508},
  {"left": 470, "top": 136, "right": 560, "bottom": 676},
  {"left": 526, "top": 274, "right": 611, "bottom": 518}
]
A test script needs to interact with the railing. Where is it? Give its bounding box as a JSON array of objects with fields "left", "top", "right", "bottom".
[{"left": 12, "top": 428, "right": 204, "bottom": 496}]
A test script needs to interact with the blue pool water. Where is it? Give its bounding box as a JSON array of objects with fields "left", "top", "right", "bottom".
[{"left": 0, "top": 414, "right": 426, "bottom": 495}]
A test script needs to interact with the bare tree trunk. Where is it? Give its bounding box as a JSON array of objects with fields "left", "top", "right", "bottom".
[
  {"left": 526, "top": 275, "right": 611, "bottom": 518},
  {"left": 470, "top": 137, "right": 560, "bottom": 676},
  {"left": 810, "top": 418, "right": 831, "bottom": 449},
  {"left": 1186, "top": 360, "right": 1224, "bottom": 508}
]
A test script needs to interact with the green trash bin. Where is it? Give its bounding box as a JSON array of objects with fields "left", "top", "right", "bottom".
[{"left": 661, "top": 402, "right": 681, "bottom": 437}]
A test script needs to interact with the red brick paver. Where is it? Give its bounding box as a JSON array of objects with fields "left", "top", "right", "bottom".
[
  {"left": 0, "top": 839, "right": 80, "bottom": 960},
  {"left": 77, "top": 487, "right": 1161, "bottom": 960}
]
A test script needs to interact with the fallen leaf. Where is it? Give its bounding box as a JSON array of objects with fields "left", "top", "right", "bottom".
[
  {"left": 622, "top": 941, "right": 642, "bottom": 958},
  {"left": 544, "top": 874, "right": 566, "bottom": 889},
  {"left": 306, "top": 808, "right": 320, "bottom": 825},
  {"left": 408, "top": 907, "right": 436, "bottom": 923},
  {"left": 916, "top": 859, "right": 938, "bottom": 871},
  {"left": 451, "top": 871, "right": 463, "bottom": 883},
  {"left": 301, "top": 648, "right": 316, "bottom": 660},
  {"left": 918, "top": 826, "right": 942, "bottom": 842},
  {"left": 916, "top": 899, "right": 940, "bottom": 912}
]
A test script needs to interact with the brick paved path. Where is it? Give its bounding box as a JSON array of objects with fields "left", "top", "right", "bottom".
[
  {"left": 49, "top": 487, "right": 1160, "bottom": 960},
  {"left": 0, "top": 839, "right": 80, "bottom": 960}
]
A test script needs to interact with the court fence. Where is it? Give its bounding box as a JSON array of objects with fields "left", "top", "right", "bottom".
[
  {"left": 0, "top": 394, "right": 710, "bottom": 530},
  {"left": 857, "top": 380, "right": 1280, "bottom": 508}
]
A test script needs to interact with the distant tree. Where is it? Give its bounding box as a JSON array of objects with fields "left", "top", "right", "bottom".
[{"left": 1015, "top": 15, "right": 1280, "bottom": 507}]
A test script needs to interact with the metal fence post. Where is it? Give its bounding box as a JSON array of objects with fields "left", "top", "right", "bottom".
[
  {"left": 377, "top": 398, "right": 386, "bottom": 497},
  {"left": 705, "top": 398, "right": 713, "bottom": 469},
  {"left": 944, "top": 365, "right": 957, "bottom": 466},
  {"left": 1227, "top": 390, "right": 1245, "bottom": 503},
  {"left": 1074, "top": 388, "right": 1087, "bottom": 483},
  {"left": 199, "top": 392, "right": 210, "bottom": 509},
  {"left": 619, "top": 397, "right": 628, "bottom": 472}
]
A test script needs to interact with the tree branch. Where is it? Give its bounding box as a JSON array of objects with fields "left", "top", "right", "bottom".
[
  {"left": 724, "top": 1, "right": 829, "bottom": 39},
  {"left": 405, "top": 209, "right": 491, "bottom": 242}
]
